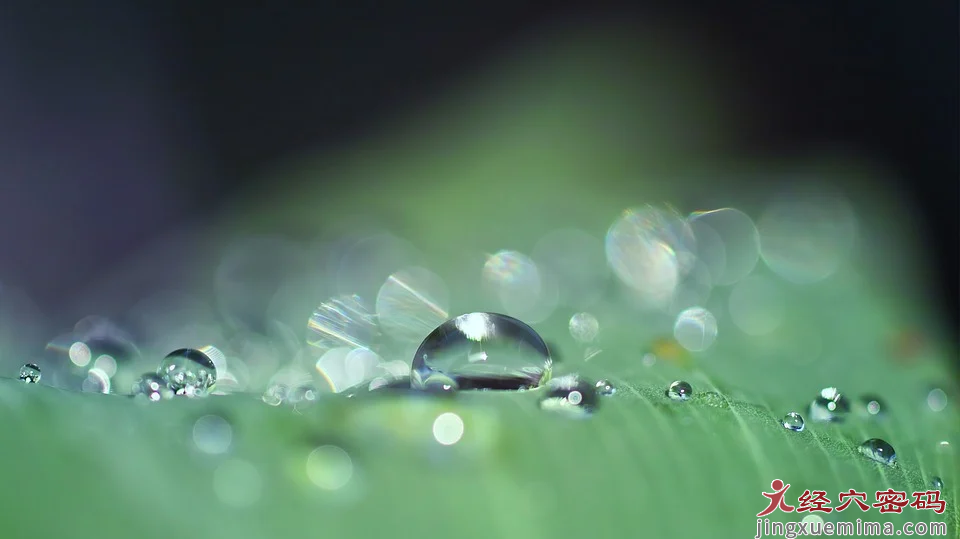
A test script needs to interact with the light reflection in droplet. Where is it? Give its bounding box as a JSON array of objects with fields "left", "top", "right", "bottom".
[
  {"left": 93, "top": 355, "right": 117, "bottom": 378},
  {"left": 568, "top": 312, "right": 600, "bottom": 344},
  {"left": 673, "top": 307, "right": 718, "bottom": 352},
  {"left": 727, "top": 274, "right": 785, "bottom": 336},
  {"left": 306, "top": 445, "right": 354, "bottom": 491},
  {"left": 688, "top": 208, "right": 760, "bottom": 286},
  {"left": 81, "top": 368, "right": 111, "bottom": 394},
  {"left": 432, "top": 412, "right": 465, "bottom": 446},
  {"left": 376, "top": 267, "right": 449, "bottom": 343}
]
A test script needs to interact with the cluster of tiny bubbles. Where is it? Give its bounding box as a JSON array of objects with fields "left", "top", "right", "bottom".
[
  {"left": 192, "top": 414, "right": 234, "bottom": 456},
  {"left": 568, "top": 312, "right": 600, "bottom": 344},
  {"left": 375, "top": 267, "right": 450, "bottom": 344},
  {"left": 307, "top": 295, "right": 381, "bottom": 356},
  {"left": 780, "top": 411, "right": 805, "bottom": 432},
  {"left": 18, "top": 363, "right": 40, "bottom": 383},
  {"left": 665, "top": 380, "right": 693, "bottom": 401},
  {"left": 595, "top": 379, "right": 616, "bottom": 396},
  {"left": 157, "top": 347, "right": 219, "bottom": 397},
  {"left": 858, "top": 438, "right": 897, "bottom": 466},
  {"left": 808, "top": 387, "right": 851, "bottom": 422},
  {"left": 481, "top": 250, "right": 558, "bottom": 324},
  {"left": 757, "top": 183, "right": 858, "bottom": 284},
  {"left": 727, "top": 274, "right": 785, "bottom": 336},
  {"left": 929, "top": 476, "right": 943, "bottom": 490},
  {"left": 410, "top": 312, "right": 553, "bottom": 392},
  {"left": 538, "top": 374, "right": 599, "bottom": 418},
  {"left": 672, "top": 306, "right": 718, "bottom": 352},
  {"left": 132, "top": 373, "right": 173, "bottom": 402},
  {"left": 531, "top": 228, "right": 609, "bottom": 309},
  {"left": 926, "top": 387, "right": 947, "bottom": 412}
]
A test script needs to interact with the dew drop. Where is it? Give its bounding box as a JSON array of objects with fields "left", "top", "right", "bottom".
[
  {"left": 857, "top": 394, "right": 886, "bottom": 418},
  {"left": 132, "top": 372, "right": 173, "bottom": 402},
  {"left": 568, "top": 312, "right": 600, "bottom": 344},
  {"left": 781, "top": 412, "right": 805, "bottom": 432},
  {"left": 595, "top": 379, "right": 616, "bottom": 396},
  {"left": 673, "top": 307, "right": 717, "bottom": 352},
  {"left": 411, "top": 312, "right": 552, "bottom": 391},
  {"left": 158, "top": 348, "right": 218, "bottom": 397},
  {"left": 930, "top": 476, "right": 943, "bottom": 490},
  {"left": 538, "top": 374, "right": 598, "bottom": 417},
  {"left": 808, "top": 387, "right": 851, "bottom": 422},
  {"left": 666, "top": 380, "right": 693, "bottom": 401},
  {"left": 926, "top": 388, "right": 947, "bottom": 412},
  {"left": 858, "top": 438, "right": 897, "bottom": 466},
  {"left": 18, "top": 363, "right": 40, "bottom": 384}
]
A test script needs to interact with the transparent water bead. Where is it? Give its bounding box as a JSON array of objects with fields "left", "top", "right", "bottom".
[
  {"left": 781, "top": 412, "right": 805, "bottom": 432},
  {"left": 411, "top": 313, "right": 552, "bottom": 391},
  {"left": 666, "top": 380, "right": 693, "bottom": 401},
  {"left": 18, "top": 363, "right": 41, "bottom": 383},
  {"left": 595, "top": 379, "right": 616, "bottom": 396},
  {"left": 808, "top": 387, "right": 850, "bottom": 422},
  {"left": 858, "top": 438, "right": 897, "bottom": 466},
  {"left": 132, "top": 373, "right": 173, "bottom": 402},
  {"left": 930, "top": 476, "right": 943, "bottom": 490},
  {"left": 158, "top": 348, "right": 218, "bottom": 397},
  {"left": 857, "top": 394, "right": 886, "bottom": 418},
  {"left": 538, "top": 374, "right": 598, "bottom": 417}
]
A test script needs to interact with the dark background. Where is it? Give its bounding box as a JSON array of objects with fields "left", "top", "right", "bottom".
[{"left": 0, "top": 2, "right": 956, "bottom": 337}]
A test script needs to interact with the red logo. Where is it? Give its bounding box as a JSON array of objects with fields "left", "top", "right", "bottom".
[{"left": 757, "top": 479, "right": 796, "bottom": 517}]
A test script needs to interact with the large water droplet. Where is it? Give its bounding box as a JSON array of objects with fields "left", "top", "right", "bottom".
[
  {"left": 858, "top": 438, "right": 897, "bottom": 466},
  {"left": 132, "top": 373, "right": 173, "bottom": 402},
  {"left": 781, "top": 412, "right": 805, "bottom": 432},
  {"left": 158, "top": 348, "right": 218, "bottom": 397},
  {"left": 538, "top": 374, "right": 598, "bottom": 417},
  {"left": 411, "top": 313, "right": 552, "bottom": 391},
  {"left": 666, "top": 380, "right": 693, "bottom": 401},
  {"left": 595, "top": 379, "right": 616, "bottom": 396},
  {"left": 18, "top": 363, "right": 40, "bottom": 383},
  {"left": 808, "top": 387, "right": 851, "bottom": 422}
]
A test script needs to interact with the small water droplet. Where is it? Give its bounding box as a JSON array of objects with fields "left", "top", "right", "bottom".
[
  {"left": 568, "top": 312, "right": 600, "bottom": 344},
  {"left": 411, "top": 313, "right": 552, "bottom": 391},
  {"left": 132, "top": 373, "right": 173, "bottom": 402},
  {"left": 18, "top": 363, "right": 40, "bottom": 383},
  {"left": 926, "top": 388, "right": 948, "bottom": 412},
  {"left": 158, "top": 348, "right": 218, "bottom": 397},
  {"left": 666, "top": 380, "right": 693, "bottom": 401},
  {"left": 289, "top": 384, "right": 319, "bottom": 406},
  {"left": 808, "top": 387, "right": 851, "bottom": 422},
  {"left": 699, "top": 391, "right": 729, "bottom": 408},
  {"left": 858, "top": 438, "right": 897, "bottom": 466},
  {"left": 262, "top": 383, "right": 289, "bottom": 406},
  {"left": 595, "top": 379, "right": 616, "bottom": 396},
  {"left": 781, "top": 412, "right": 805, "bottom": 432},
  {"left": 858, "top": 394, "right": 886, "bottom": 417},
  {"left": 930, "top": 476, "right": 943, "bottom": 490},
  {"left": 538, "top": 374, "right": 598, "bottom": 417}
]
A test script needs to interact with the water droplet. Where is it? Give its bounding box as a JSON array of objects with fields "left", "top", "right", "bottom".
[
  {"left": 781, "top": 412, "right": 805, "bottom": 432},
  {"left": 132, "top": 373, "right": 173, "bottom": 402},
  {"left": 673, "top": 307, "right": 717, "bottom": 352},
  {"left": 926, "top": 388, "right": 948, "bottom": 412},
  {"left": 595, "top": 379, "right": 616, "bottom": 396},
  {"left": 158, "top": 348, "right": 218, "bottom": 397},
  {"left": 666, "top": 380, "right": 693, "bottom": 401},
  {"left": 18, "top": 363, "right": 40, "bottom": 383},
  {"left": 262, "top": 383, "right": 289, "bottom": 406},
  {"left": 568, "top": 312, "right": 600, "bottom": 344},
  {"left": 538, "top": 374, "right": 598, "bottom": 417},
  {"left": 411, "top": 313, "right": 552, "bottom": 391},
  {"left": 858, "top": 438, "right": 897, "bottom": 466},
  {"left": 289, "top": 384, "right": 320, "bottom": 406},
  {"left": 930, "top": 476, "right": 943, "bottom": 490},
  {"left": 605, "top": 206, "right": 683, "bottom": 308},
  {"left": 858, "top": 394, "right": 886, "bottom": 417},
  {"left": 81, "top": 368, "right": 111, "bottom": 394},
  {"left": 808, "top": 387, "right": 851, "bottom": 422}
]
